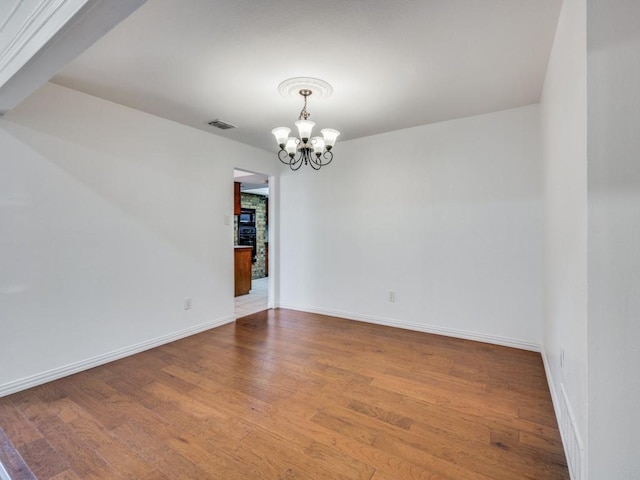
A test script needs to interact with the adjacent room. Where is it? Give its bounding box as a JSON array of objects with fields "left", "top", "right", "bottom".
[
  {"left": 1, "top": 1, "right": 639, "bottom": 479},
  {"left": 233, "top": 169, "right": 270, "bottom": 317}
]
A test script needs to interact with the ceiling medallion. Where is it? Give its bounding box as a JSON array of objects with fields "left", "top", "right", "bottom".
[
  {"left": 277, "top": 77, "right": 333, "bottom": 99},
  {"left": 272, "top": 77, "right": 340, "bottom": 171}
]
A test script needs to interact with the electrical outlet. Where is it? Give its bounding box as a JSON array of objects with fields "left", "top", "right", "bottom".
[
  {"left": 388, "top": 291, "right": 396, "bottom": 303},
  {"left": 184, "top": 298, "right": 192, "bottom": 310}
]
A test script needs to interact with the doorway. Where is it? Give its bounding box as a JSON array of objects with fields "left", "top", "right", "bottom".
[{"left": 233, "top": 169, "right": 270, "bottom": 317}]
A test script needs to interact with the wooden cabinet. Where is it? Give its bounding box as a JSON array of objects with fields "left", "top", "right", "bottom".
[
  {"left": 234, "top": 246, "right": 252, "bottom": 296},
  {"left": 234, "top": 182, "right": 241, "bottom": 216}
]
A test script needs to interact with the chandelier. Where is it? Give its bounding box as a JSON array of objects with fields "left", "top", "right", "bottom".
[{"left": 272, "top": 77, "right": 340, "bottom": 171}]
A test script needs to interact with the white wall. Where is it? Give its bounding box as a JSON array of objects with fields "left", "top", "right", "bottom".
[
  {"left": 280, "top": 105, "right": 542, "bottom": 349},
  {"left": 540, "top": 0, "right": 588, "bottom": 476},
  {"left": 0, "top": 82, "right": 278, "bottom": 395},
  {"left": 587, "top": 1, "right": 640, "bottom": 477}
]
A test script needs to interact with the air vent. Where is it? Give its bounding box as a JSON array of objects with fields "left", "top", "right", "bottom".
[{"left": 207, "top": 119, "right": 237, "bottom": 130}]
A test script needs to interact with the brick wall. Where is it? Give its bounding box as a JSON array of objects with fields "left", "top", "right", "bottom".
[{"left": 239, "top": 193, "right": 268, "bottom": 279}]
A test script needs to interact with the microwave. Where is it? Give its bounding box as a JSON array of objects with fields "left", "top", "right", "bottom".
[{"left": 239, "top": 208, "right": 255, "bottom": 225}]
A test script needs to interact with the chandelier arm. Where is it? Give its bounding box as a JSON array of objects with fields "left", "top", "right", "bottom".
[
  {"left": 290, "top": 149, "right": 305, "bottom": 171},
  {"left": 277, "top": 148, "right": 304, "bottom": 171},
  {"left": 309, "top": 157, "right": 322, "bottom": 170},
  {"left": 290, "top": 152, "right": 304, "bottom": 170},
  {"left": 277, "top": 149, "right": 292, "bottom": 165},
  {"left": 307, "top": 151, "right": 326, "bottom": 169},
  {"left": 277, "top": 144, "right": 335, "bottom": 170},
  {"left": 321, "top": 150, "right": 334, "bottom": 166},
  {"left": 302, "top": 148, "right": 313, "bottom": 166},
  {"left": 308, "top": 152, "right": 323, "bottom": 169}
]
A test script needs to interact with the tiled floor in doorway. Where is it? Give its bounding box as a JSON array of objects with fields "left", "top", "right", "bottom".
[{"left": 234, "top": 276, "right": 268, "bottom": 317}]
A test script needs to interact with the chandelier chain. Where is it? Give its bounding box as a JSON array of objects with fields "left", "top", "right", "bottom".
[{"left": 298, "top": 89, "right": 312, "bottom": 121}]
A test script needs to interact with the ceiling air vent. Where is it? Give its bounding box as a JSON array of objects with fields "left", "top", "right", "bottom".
[{"left": 207, "top": 119, "right": 237, "bottom": 130}]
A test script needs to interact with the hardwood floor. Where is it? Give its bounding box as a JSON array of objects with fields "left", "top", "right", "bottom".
[{"left": 0, "top": 309, "right": 569, "bottom": 479}]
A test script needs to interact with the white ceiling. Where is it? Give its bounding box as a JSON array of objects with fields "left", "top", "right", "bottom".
[
  {"left": 234, "top": 169, "right": 269, "bottom": 196},
  {"left": 50, "top": 0, "right": 562, "bottom": 153}
]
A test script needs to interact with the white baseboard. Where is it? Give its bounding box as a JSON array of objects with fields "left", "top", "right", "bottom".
[
  {"left": 278, "top": 304, "right": 541, "bottom": 352},
  {"left": 541, "top": 347, "right": 585, "bottom": 480},
  {"left": 0, "top": 315, "right": 235, "bottom": 398}
]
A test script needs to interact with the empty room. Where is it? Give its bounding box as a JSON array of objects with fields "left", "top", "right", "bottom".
[{"left": 1, "top": 1, "right": 638, "bottom": 479}]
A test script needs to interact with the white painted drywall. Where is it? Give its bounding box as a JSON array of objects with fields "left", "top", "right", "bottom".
[
  {"left": 0, "top": 82, "right": 277, "bottom": 394},
  {"left": 279, "top": 105, "right": 542, "bottom": 348},
  {"left": 0, "top": 0, "right": 147, "bottom": 113},
  {"left": 587, "top": 1, "right": 640, "bottom": 477},
  {"left": 540, "top": 0, "right": 588, "bottom": 472}
]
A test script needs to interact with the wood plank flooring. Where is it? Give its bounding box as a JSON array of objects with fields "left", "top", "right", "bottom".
[{"left": 0, "top": 309, "right": 569, "bottom": 479}]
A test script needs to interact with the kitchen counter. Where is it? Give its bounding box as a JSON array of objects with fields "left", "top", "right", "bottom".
[{"left": 234, "top": 246, "right": 252, "bottom": 296}]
